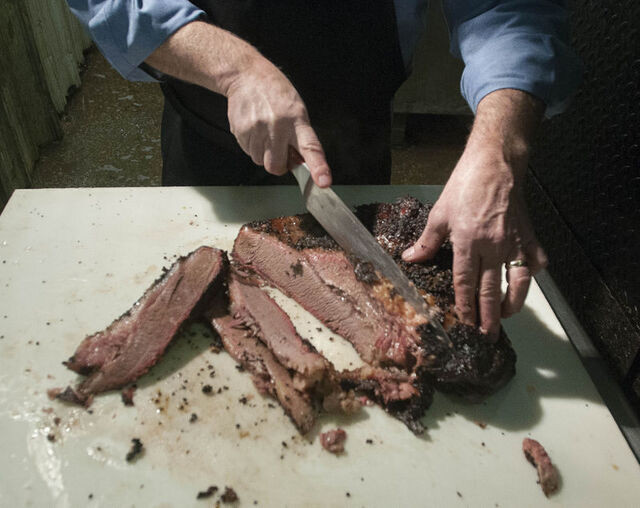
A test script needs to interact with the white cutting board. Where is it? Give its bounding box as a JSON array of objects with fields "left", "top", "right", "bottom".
[{"left": 0, "top": 186, "right": 638, "bottom": 508}]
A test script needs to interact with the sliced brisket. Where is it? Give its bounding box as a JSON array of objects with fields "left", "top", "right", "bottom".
[
  {"left": 228, "top": 273, "right": 328, "bottom": 391},
  {"left": 232, "top": 196, "right": 516, "bottom": 398},
  {"left": 209, "top": 272, "right": 360, "bottom": 433},
  {"left": 211, "top": 313, "right": 316, "bottom": 433},
  {"left": 59, "top": 247, "right": 226, "bottom": 402}
]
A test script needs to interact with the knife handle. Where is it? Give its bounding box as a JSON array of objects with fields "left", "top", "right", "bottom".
[
  {"left": 288, "top": 147, "right": 312, "bottom": 195},
  {"left": 287, "top": 146, "right": 304, "bottom": 170}
]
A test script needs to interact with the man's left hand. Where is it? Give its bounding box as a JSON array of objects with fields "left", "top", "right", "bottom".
[{"left": 401, "top": 89, "right": 547, "bottom": 338}]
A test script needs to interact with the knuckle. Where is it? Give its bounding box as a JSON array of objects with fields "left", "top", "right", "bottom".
[
  {"left": 453, "top": 271, "right": 475, "bottom": 288},
  {"left": 478, "top": 285, "right": 499, "bottom": 299},
  {"left": 289, "top": 102, "right": 308, "bottom": 120}
]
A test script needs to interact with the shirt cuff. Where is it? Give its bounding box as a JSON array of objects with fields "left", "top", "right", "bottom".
[
  {"left": 88, "top": 1, "right": 205, "bottom": 82},
  {"left": 460, "top": 33, "right": 583, "bottom": 118}
]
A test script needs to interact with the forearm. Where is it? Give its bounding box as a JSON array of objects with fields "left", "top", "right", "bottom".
[
  {"left": 466, "top": 89, "right": 545, "bottom": 179},
  {"left": 144, "top": 20, "right": 264, "bottom": 96},
  {"left": 146, "top": 20, "right": 331, "bottom": 185}
]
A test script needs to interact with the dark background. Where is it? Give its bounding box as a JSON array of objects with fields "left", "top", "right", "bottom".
[{"left": 526, "top": 0, "right": 640, "bottom": 414}]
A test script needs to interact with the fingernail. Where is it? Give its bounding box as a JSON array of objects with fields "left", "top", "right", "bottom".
[
  {"left": 318, "top": 174, "right": 331, "bottom": 187},
  {"left": 402, "top": 247, "right": 415, "bottom": 261}
]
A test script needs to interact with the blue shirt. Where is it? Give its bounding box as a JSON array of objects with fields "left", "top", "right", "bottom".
[{"left": 66, "top": 0, "right": 581, "bottom": 116}]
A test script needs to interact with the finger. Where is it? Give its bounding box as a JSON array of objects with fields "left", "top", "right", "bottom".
[
  {"left": 452, "top": 244, "right": 480, "bottom": 327},
  {"left": 293, "top": 123, "right": 332, "bottom": 187},
  {"left": 263, "top": 139, "right": 288, "bottom": 176},
  {"left": 525, "top": 240, "right": 548, "bottom": 274},
  {"left": 501, "top": 264, "right": 532, "bottom": 318},
  {"left": 248, "top": 133, "right": 265, "bottom": 167},
  {"left": 401, "top": 217, "right": 446, "bottom": 262},
  {"left": 478, "top": 261, "right": 502, "bottom": 339}
]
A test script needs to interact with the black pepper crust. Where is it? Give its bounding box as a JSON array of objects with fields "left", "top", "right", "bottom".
[{"left": 339, "top": 371, "right": 434, "bottom": 435}]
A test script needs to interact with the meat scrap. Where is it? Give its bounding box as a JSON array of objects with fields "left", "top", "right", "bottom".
[
  {"left": 196, "top": 485, "right": 218, "bottom": 499},
  {"left": 320, "top": 428, "right": 347, "bottom": 454},
  {"left": 54, "top": 247, "right": 227, "bottom": 405},
  {"left": 121, "top": 384, "right": 136, "bottom": 406},
  {"left": 125, "top": 438, "right": 144, "bottom": 462},
  {"left": 47, "top": 386, "right": 93, "bottom": 407},
  {"left": 221, "top": 487, "right": 238, "bottom": 503},
  {"left": 522, "top": 438, "right": 559, "bottom": 497}
]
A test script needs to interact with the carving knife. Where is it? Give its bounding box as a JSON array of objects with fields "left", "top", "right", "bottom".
[{"left": 290, "top": 162, "right": 452, "bottom": 347}]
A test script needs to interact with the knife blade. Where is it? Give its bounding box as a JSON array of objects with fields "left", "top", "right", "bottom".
[{"left": 290, "top": 162, "right": 452, "bottom": 347}]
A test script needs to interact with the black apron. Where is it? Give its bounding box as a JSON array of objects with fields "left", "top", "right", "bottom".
[{"left": 160, "top": 1, "right": 406, "bottom": 186}]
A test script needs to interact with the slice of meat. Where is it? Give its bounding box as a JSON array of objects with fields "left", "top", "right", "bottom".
[
  {"left": 58, "top": 247, "right": 226, "bottom": 403},
  {"left": 320, "top": 428, "right": 347, "bottom": 454},
  {"left": 522, "top": 438, "right": 559, "bottom": 497},
  {"left": 228, "top": 273, "right": 329, "bottom": 390},
  {"left": 211, "top": 314, "right": 316, "bottom": 434},
  {"left": 232, "top": 197, "right": 516, "bottom": 398},
  {"left": 209, "top": 273, "right": 359, "bottom": 433}
]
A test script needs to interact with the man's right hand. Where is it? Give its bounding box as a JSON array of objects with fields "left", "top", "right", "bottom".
[
  {"left": 225, "top": 60, "right": 332, "bottom": 187},
  {"left": 145, "top": 21, "right": 332, "bottom": 187}
]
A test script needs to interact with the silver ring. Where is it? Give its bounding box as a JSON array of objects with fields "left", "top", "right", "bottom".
[{"left": 506, "top": 259, "right": 528, "bottom": 268}]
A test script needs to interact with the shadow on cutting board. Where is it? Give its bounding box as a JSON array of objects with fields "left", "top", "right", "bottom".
[{"left": 420, "top": 303, "right": 603, "bottom": 435}]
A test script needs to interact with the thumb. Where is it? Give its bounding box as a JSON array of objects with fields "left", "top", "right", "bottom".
[
  {"left": 292, "top": 123, "right": 332, "bottom": 188},
  {"left": 402, "top": 218, "right": 446, "bottom": 262}
]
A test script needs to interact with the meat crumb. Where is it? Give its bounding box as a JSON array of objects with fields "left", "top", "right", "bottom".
[
  {"left": 196, "top": 485, "right": 218, "bottom": 499},
  {"left": 475, "top": 421, "right": 488, "bottom": 429},
  {"left": 320, "top": 428, "right": 347, "bottom": 454},
  {"left": 221, "top": 487, "right": 238, "bottom": 503},
  {"left": 125, "top": 438, "right": 144, "bottom": 462},
  {"left": 121, "top": 385, "right": 136, "bottom": 406},
  {"left": 522, "top": 438, "right": 559, "bottom": 497}
]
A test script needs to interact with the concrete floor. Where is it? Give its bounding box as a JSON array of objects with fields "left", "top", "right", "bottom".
[{"left": 32, "top": 48, "right": 469, "bottom": 188}]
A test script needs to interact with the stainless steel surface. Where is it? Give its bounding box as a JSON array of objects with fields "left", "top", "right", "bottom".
[
  {"left": 535, "top": 270, "right": 640, "bottom": 463},
  {"left": 291, "top": 163, "right": 452, "bottom": 346}
]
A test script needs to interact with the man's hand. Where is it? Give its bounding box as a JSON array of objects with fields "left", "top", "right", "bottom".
[
  {"left": 402, "top": 89, "right": 547, "bottom": 337},
  {"left": 145, "top": 21, "right": 331, "bottom": 187},
  {"left": 225, "top": 60, "right": 331, "bottom": 185}
]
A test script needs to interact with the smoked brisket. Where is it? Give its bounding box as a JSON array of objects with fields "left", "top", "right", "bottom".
[
  {"left": 59, "top": 247, "right": 227, "bottom": 403},
  {"left": 209, "top": 272, "right": 359, "bottom": 433},
  {"left": 232, "top": 196, "right": 516, "bottom": 399}
]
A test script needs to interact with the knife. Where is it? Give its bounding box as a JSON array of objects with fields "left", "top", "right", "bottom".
[{"left": 290, "top": 162, "right": 452, "bottom": 347}]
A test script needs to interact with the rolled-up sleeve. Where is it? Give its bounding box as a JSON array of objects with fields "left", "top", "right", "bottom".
[
  {"left": 443, "top": 0, "right": 582, "bottom": 116},
  {"left": 66, "top": 0, "right": 205, "bottom": 81}
]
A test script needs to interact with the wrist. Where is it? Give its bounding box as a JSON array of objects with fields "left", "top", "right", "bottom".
[{"left": 466, "top": 131, "right": 530, "bottom": 169}]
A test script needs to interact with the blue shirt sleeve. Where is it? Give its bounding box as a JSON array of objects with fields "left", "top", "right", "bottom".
[
  {"left": 442, "top": 0, "right": 582, "bottom": 116},
  {"left": 66, "top": 1, "right": 205, "bottom": 82}
]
